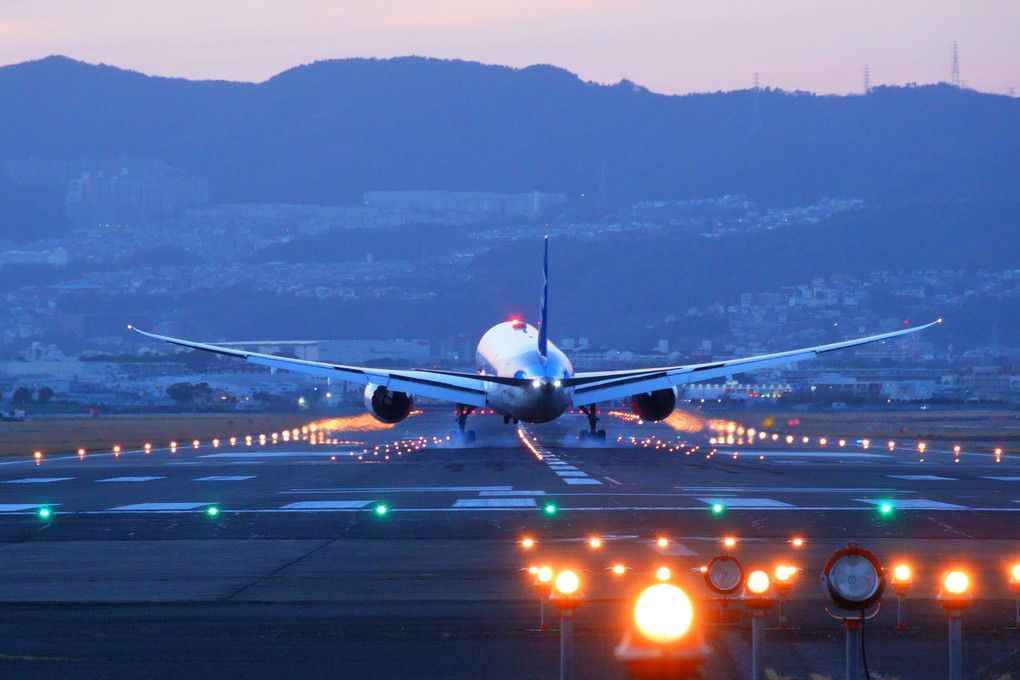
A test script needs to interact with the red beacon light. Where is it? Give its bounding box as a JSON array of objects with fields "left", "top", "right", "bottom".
[{"left": 510, "top": 317, "right": 526, "bottom": 330}]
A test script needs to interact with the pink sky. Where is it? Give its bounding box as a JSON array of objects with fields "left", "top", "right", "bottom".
[{"left": 1, "top": 0, "right": 1017, "bottom": 95}]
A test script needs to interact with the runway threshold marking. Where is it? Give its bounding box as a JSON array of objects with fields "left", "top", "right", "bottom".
[
  {"left": 2, "top": 477, "right": 73, "bottom": 484},
  {"left": 281, "top": 501, "right": 374, "bottom": 510},
  {"left": 698, "top": 498, "right": 794, "bottom": 508},
  {"left": 453, "top": 498, "right": 538, "bottom": 508},
  {"left": 564, "top": 478, "right": 604, "bottom": 485},
  {"left": 854, "top": 498, "right": 967, "bottom": 510},
  {"left": 97, "top": 476, "right": 165, "bottom": 482},
  {"left": 984, "top": 477, "right": 1020, "bottom": 481},
  {"left": 0, "top": 503, "right": 54, "bottom": 511},
  {"left": 109, "top": 502, "right": 210, "bottom": 511}
]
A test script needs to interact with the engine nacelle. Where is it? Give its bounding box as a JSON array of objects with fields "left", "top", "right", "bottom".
[
  {"left": 628, "top": 387, "right": 677, "bottom": 422},
  {"left": 363, "top": 383, "right": 414, "bottom": 424}
]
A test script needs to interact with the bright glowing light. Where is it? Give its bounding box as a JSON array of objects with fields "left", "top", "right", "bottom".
[
  {"left": 838, "top": 439, "right": 846, "bottom": 447},
  {"left": 656, "top": 537, "right": 668, "bottom": 548},
  {"left": 528, "top": 566, "right": 539, "bottom": 575},
  {"left": 747, "top": 570, "right": 770, "bottom": 595},
  {"left": 206, "top": 506, "right": 219, "bottom": 516},
  {"left": 712, "top": 504, "right": 724, "bottom": 514},
  {"left": 544, "top": 503, "right": 557, "bottom": 515},
  {"left": 775, "top": 566, "right": 793, "bottom": 581},
  {"left": 819, "top": 437, "right": 827, "bottom": 446},
  {"left": 612, "top": 564, "right": 626, "bottom": 575},
  {"left": 521, "top": 538, "right": 535, "bottom": 548},
  {"left": 880, "top": 503, "right": 893, "bottom": 514},
  {"left": 589, "top": 538, "right": 602, "bottom": 548},
  {"left": 894, "top": 565, "right": 911, "bottom": 582},
  {"left": 532, "top": 380, "right": 542, "bottom": 389},
  {"left": 113, "top": 445, "right": 121, "bottom": 454},
  {"left": 918, "top": 442, "right": 927, "bottom": 452},
  {"left": 792, "top": 537, "right": 804, "bottom": 547},
  {"left": 192, "top": 439, "right": 200, "bottom": 448},
  {"left": 785, "top": 435, "right": 794, "bottom": 444},
  {"left": 1011, "top": 564, "right": 1020, "bottom": 581},
  {"left": 38, "top": 507, "right": 51, "bottom": 519},
  {"left": 555, "top": 570, "right": 580, "bottom": 595},
  {"left": 943, "top": 571, "right": 969, "bottom": 595},
  {"left": 888, "top": 440, "right": 896, "bottom": 451},
  {"left": 33, "top": 451, "right": 42, "bottom": 459},
  {"left": 634, "top": 584, "right": 693, "bottom": 643},
  {"left": 375, "top": 505, "right": 388, "bottom": 515},
  {"left": 723, "top": 537, "right": 736, "bottom": 548},
  {"left": 537, "top": 567, "right": 553, "bottom": 584},
  {"left": 656, "top": 566, "right": 671, "bottom": 581}
]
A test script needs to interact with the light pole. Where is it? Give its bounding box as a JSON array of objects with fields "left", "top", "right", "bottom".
[
  {"left": 773, "top": 566, "right": 796, "bottom": 630},
  {"left": 614, "top": 583, "right": 709, "bottom": 680},
  {"left": 1010, "top": 565, "right": 1020, "bottom": 629},
  {"left": 549, "top": 569, "right": 583, "bottom": 680},
  {"left": 743, "top": 570, "right": 773, "bottom": 680},
  {"left": 891, "top": 564, "right": 913, "bottom": 630},
  {"left": 938, "top": 571, "right": 971, "bottom": 680},
  {"left": 821, "top": 543, "right": 886, "bottom": 680},
  {"left": 532, "top": 566, "right": 554, "bottom": 631}
]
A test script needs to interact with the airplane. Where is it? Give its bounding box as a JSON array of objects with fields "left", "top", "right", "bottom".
[{"left": 130, "top": 238, "right": 940, "bottom": 440}]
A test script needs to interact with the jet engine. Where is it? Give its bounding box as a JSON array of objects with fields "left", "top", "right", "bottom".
[
  {"left": 364, "top": 383, "right": 414, "bottom": 424},
  {"left": 628, "top": 387, "right": 677, "bottom": 422}
]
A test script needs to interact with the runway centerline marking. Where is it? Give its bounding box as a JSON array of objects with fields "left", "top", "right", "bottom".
[
  {"left": 984, "top": 477, "right": 1020, "bottom": 481},
  {"left": 887, "top": 475, "right": 956, "bottom": 481},
  {"left": 97, "top": 476, "right": 165, "bottom": 482},
  {"left": 195, "top": 476, "right": 257, "bottom": 481},
  {"left": 477, "top": 490, "right": 546, "bottom": 496},
  {"left": 283, "top": 486, "right": 513, "bottom": 494},
  {"left": 3, "top": 477, "right": 73, "bottom": 484},
  {"left": 674, "top": 487, "right": 916, "bottom": 494}
]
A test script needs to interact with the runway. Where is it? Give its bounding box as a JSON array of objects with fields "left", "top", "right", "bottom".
[{"left": 1, "top": 409, "right": 1019, "bottom": 679}]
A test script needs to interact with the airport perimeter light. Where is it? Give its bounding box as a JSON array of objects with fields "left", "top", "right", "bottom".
[
  {"left": 550, "top": 570, "right": 584, "bottom": 680},
  {"left": 1010, "top": 565, "right": 1020, "bottom": 628},
  {"left": 938, "top": 571, "right": 972, "bottom": 680},
  {"left": 891, "top": 564, "right": 914, "bottom": 629},
  {"left": 743, "top": 571, "right": 773, "bottom": 680},
  {"left": 614, "top": 584, "right": 708, "bottom": 680}
]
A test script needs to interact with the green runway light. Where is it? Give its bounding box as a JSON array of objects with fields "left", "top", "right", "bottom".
[
  {"left": 206, "top": 506, "right": 219, "bottom": 517},
  {"left": 544, "top": 503, "right": 557, "bottom": 515},
  {"left": 38, "top": 507, "right": 51, "bottom": 519},
  {"left": 880, "top": 503, "right": 893, "bottom": 515},
  {"left": 375, "top": 505, "right": 388, "bottom": 516},
  {"left": 712, "top": 504, "right": 724, "bottom": 514}
]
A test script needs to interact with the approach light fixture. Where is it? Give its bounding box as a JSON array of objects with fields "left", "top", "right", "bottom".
[
  {"left": 822, "top": 543, "right": 885, "bottom": 611},
  {"left": 704, "top": 555, "right": 744, "bottom": 596}
]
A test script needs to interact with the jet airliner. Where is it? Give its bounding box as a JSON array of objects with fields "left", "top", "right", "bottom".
[{"left": 131, "top": 239, "right": 939, "bottom": 439}]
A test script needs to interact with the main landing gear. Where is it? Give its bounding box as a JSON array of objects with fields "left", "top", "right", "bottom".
[
  {"left": 578, "top": 405, "right": 606, "bottom": 441},
  {"left": 453, "top": 404, "right": 476, "bottom": 442}
]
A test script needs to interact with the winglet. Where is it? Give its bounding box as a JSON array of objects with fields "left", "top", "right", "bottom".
[{"left": 537, "top": 236, "right": 549, "bottom": 359}]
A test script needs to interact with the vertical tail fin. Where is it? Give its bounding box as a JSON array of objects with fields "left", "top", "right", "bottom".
[{"left": 538, "top": 236, "right": 549, "bottom": 359}]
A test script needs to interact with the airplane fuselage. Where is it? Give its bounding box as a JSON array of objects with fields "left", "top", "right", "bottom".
[{"left": 476, "top": 321, "right": 573, "bottom": 423}]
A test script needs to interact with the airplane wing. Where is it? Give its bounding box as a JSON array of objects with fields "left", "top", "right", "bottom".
[
  {"left": 565, "top": 320, "right": 941, "bottom": 406},
  {"left": 129, "top": 326, "right": 528, "bottom": 408}
]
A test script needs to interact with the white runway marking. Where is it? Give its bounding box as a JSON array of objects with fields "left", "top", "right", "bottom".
[
  {"left": 453, "top": 498, "right": 538, "bottom": 508},
  {"left": 477, "top": 490, "right": 546, "bottom": 496},
  {"left": 743, "top": 451, "right": 892, "bottom": 459},
  {"left": 195, "top": 476, "right": 257, "bottom": 482},
  {"left": 284, "top": 486, "right": 512, "bottom": 494},
  {"left": 3, "top": 477, "right": 73, "bottom": 484},
  {"left": 564, "top": 478, "right": 603, "bottom": 485},
  {"left": 110, "top": 502, "right": 210, "bottom": 511},
  {"left": 555, "top": 470, "right": 588, "bottom": 477},
  {"left": 281, "top": 500, "right": 374, "bottom": 510},
  {"left": 675, "top": 486, "right": 914, "bottom": 494},
  {"left": 984, "top": 477, "right": 1020, "bottom": 481},
  {"left": 855, "top": 499, "right": 967, "bottom": 510},
  {"left": 888, "top": 475, "right": 956, "bottom": 481},
  {"left": 0, "top": 503, "right": 53, "bottom": 511},
  {"left": 699, "top": 498, "right": 794, "bottom": 508},
  {"left": 97, "top": 476, "right": 165, "bottom": 483},
  {"left": 201, "top": 452, "right": 350, "bottom": 458}
]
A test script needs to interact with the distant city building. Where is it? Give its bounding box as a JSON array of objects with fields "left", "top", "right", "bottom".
[{"left": 363, "top": 190, "right": 567, "bottom": 219}]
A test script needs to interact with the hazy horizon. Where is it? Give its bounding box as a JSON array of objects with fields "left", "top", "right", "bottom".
[{"left": 1, "top": 1, "right": 1017, "bottom": 96}]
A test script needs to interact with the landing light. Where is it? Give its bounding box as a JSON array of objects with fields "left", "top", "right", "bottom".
[
  {"left": 943, "top": 571, "right": 969, "bottom": 595},
  {"left": 537, "top": 567, "right": 554, "bottom": 584},
  {"left": 893, "top": 565, "right": 911, "bottom": 582},
  {"left": 656, "top": 566, "right": 671, "bottom": 581},
  {"left": 556, "top": 570, "right": 580, "bottom": 595},
  {"left": 532, "top": 380, "right": 542, "bottom": 389},
  {"left": 746, "top": 571, "right": 770, "bottom": 595}
]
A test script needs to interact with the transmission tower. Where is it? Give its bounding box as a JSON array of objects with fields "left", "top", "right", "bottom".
[{"left": 951, "top": 41, "right": 960, "bottom": 87}]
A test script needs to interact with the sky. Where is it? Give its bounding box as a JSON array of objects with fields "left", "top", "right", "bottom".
[{"left": 1, "top": 0, "right": 1018, "bottom": 96}]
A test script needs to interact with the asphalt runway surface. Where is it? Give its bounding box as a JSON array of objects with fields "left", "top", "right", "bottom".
[{"left": 2, "top": 409, "right": 1020, "bottom": 679}]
